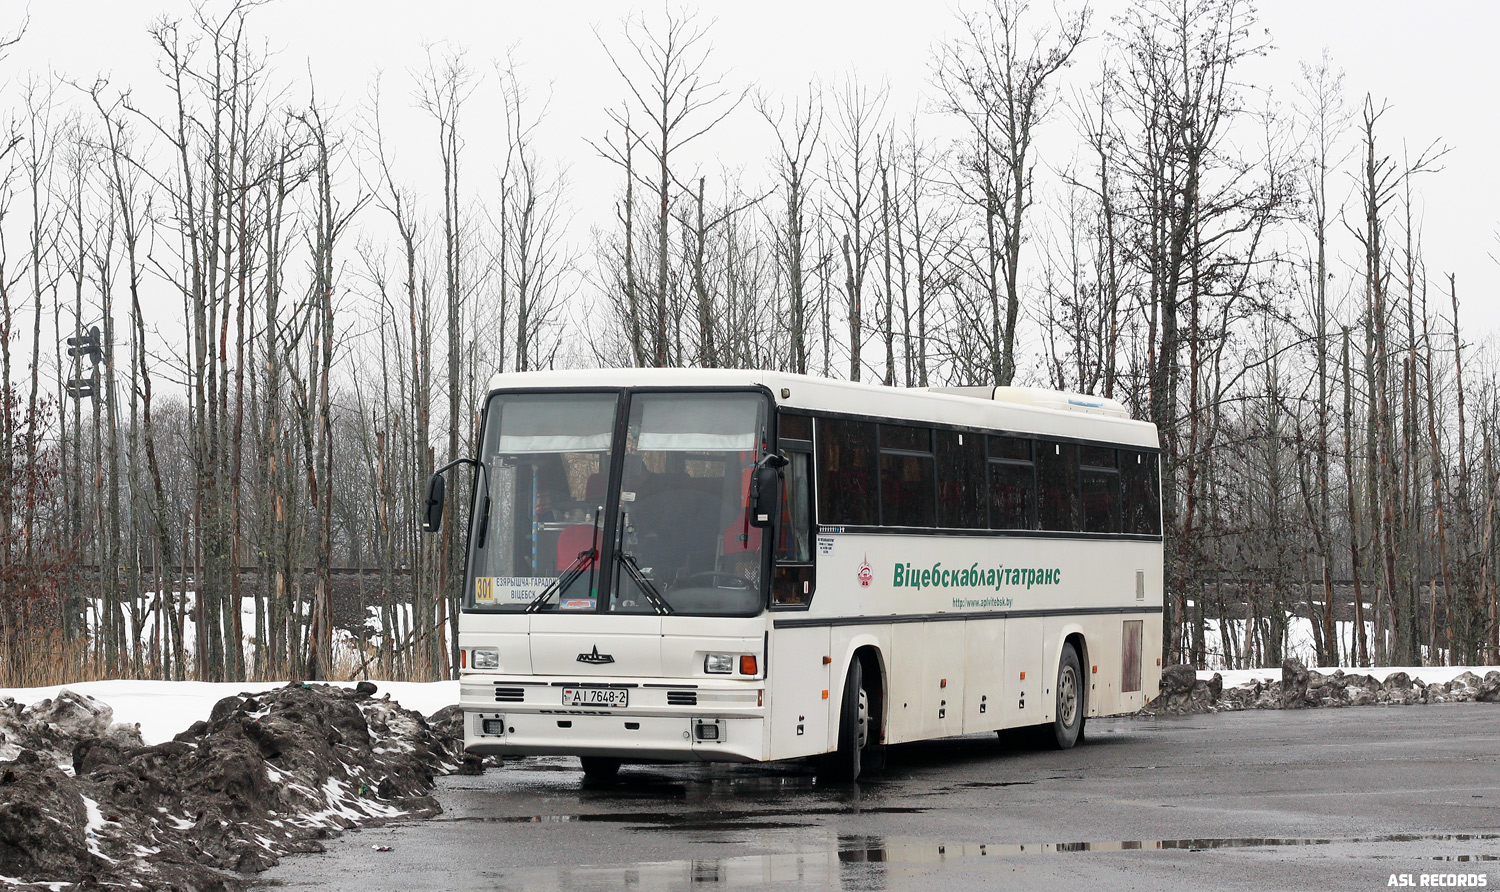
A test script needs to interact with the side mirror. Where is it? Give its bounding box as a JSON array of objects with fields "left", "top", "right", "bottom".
[
  {"left": 422, "top": 473, "right": 446, "bottom": 532},
  {"left": 749, "top": 464, "right": 781, "bottom": 529}
]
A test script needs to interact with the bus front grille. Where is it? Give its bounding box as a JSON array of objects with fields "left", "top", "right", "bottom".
[
  {"left": 494, "top": 686, "right": 526, "bottom": 703},
  {"left": 666, "top": 691, "right": 697, "bottom": 706}
]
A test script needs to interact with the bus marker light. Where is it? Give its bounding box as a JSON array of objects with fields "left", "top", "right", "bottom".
[
  {"left": 1092, "top": 665, "right": 1098, "bottom": 674},
  {"left": 740, "top": 655, "right": 758, "bottom": 675},
  {"left": 1019, "top": 672, "right": 1026, "bottom": 680},
  {"left": 940, "top": 678, "right": 947, "bottom": 688},
  {"left": 822, "top": 656, "right": 831, "bottom": 665},
  {"left": 822, "top": 690, "right": 829, "bottom": 699},
  {"left": 758, "top": 690, "right": 763, "bottom": 707}
]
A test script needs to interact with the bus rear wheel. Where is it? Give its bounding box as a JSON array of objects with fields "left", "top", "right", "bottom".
[
  {"left": 580, "top": 756, "right": 622, "bottom": 781},
  {"left": 818, "top": 660, "right": 870, "bottom": 783},
  {"left": 1048, "top": 644, "right": 1085, "bottom": 749}
]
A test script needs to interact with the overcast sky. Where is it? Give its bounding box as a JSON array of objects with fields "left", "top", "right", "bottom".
[{"left": 10, "top": 0, "right": 1500, "bottom": 351}]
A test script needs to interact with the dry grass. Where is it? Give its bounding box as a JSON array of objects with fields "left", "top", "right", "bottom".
[{"left": 1, "top": 630, "right": 116, "bottom": 689}]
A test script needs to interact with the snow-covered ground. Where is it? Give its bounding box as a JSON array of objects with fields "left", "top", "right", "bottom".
[
  {"left": 1188, "top": 611, "right": 1468, "bottom": 670},
  {"left": 84, "top": 594, "right": 441, "bottom": 677},
  {"left": 0, "top": 679, "right": 458, "bottom": 744}
]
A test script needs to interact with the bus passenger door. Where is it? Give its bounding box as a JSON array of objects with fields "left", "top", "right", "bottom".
[{"left": 767, "top": 626, "right": 830, "bottom": 760}]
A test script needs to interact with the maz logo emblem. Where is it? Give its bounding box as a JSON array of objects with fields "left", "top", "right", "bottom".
[{"left": 577, "top": 645, "right": 615, "bottom": 665}]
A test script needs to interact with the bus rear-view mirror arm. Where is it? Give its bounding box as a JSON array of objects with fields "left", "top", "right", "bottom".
[
  {"left": 749, "top": 451, "right": 788, "bottom": 529},
  {"left": 422, "top": 456, "right": 487, "bottom": 534}
]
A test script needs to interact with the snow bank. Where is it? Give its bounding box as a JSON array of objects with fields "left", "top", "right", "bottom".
[
  {"left": 0, "top": 679, "right": 458, "bottom": 745},
  {"left": 1145, "top": 659, "right": 1500, "bottom": 715},
  {"left": 1202, "top": 665, "right": 1483, "bottom": 689},
  {"left": 0, "top": 682, "right": 466, "bottom": 890}
]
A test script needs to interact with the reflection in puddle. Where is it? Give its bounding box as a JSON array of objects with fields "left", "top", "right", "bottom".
[
  {"left": 433, "top": 805, "right": 926, "bottom": 830},
  {"left": 474, "top": 832, "right": 1500, "bottom": 891}
]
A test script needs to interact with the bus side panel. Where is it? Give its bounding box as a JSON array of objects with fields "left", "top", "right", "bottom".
[
  {"left": 1143, "top": 613, "right": 1164, "bottom": 703},
  {"left": 1048, "top": 616, "right": 1110, "bottom": 717},
  {"left": 885, "top": 622, "right": 925, "bottom": 744},
  {"left": 961, "top": 617, "right": 1005, "bottom": 734},
  {"left": 1002, "top": 616, "right": 1044, "bottom": 727},
  {"left": 826, "top": 627, "right": 889, "bottom": 749},
  {"left": 767, "top": 626, "right": 831, "bottom": 761},
  {"left": 923, "top": 622, "right": 966, "bottom": 739}
]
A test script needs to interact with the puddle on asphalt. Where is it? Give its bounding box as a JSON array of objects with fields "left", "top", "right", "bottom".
[
  {"left": 836, "top": 832, "right": 1500, "bottom": 859},
  {"left": 456, "top": 832, "right": 1500, "bottom": 891}
]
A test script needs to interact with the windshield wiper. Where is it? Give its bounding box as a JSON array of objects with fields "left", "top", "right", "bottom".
[
  {"left": 615, "top": 550, "right": 673, "bottom": 615},
  {"left": 526, "top": 511, "right": 602, "bottom": 613},
  {"left": 524, "top": 547, "right": 595, "bottom": 613},
  {"left": 612, "top": 508, "right": 672, "bottom": 615}
]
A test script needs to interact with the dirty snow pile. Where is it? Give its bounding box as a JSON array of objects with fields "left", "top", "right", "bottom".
[
  {"left": 1144, "top": 659, "right": 1500, "bottom": 715},
  {"left": 0, "top": 683, "right": 466, "bottom": 890}
]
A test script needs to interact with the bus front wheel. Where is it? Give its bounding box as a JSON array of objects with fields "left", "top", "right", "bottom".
[
  {"left": 1048, "top": 643, "right": 1085, "bottom": 749},
  {"left": 818, "top": 659, "right": 869, "bottom": 783}
]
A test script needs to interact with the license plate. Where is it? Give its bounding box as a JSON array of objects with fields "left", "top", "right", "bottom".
[{"left": 561, "top": 687, "right": 628, "bottom": 708}]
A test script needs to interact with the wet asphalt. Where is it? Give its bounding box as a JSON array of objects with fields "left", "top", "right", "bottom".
[{"left": 255, "top": 705, "right": 1500, "bottom": 891}]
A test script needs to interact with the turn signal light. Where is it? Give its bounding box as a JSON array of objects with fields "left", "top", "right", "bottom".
[{"left": 739, "top": 655, "right": 758, "bottom": 676}]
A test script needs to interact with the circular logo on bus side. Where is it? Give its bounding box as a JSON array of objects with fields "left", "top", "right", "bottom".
[{"left": 857, "top": 556, "right": 872, "bottom": 587}]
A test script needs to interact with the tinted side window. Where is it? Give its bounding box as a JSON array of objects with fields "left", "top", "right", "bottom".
[
  {"left": 988, "top": 461, "right": 1035, "bottom": 529},
  {"left": 988, "top": 435, "right": 1031, "bottom": 461},
  {"left": 879, "top": 423, "right": 935, "bottom": 527},
  {"left": 1036, "top": 440, "right": 1079, "bottom": 531},
  {"left": 779, "top": 412, "right": 812, "bottom": 442},
  {"left": 880, "top": 451, "right": 936, "bottom": 526},
  {"left": 1081, "top": 470, "right": 1119, "bottom": 533},
  {"left": 1080, "top": 447, "right": 1119, "bottom": 534},
  {"left": 816, "top": 418, "right": 878, "bottom": 526},
  {"left": 936, "top": 430, "right": 986, "bottom": 528},
  {"left": 1121, "top": 449, "right": 1162, "bottom": 535}
]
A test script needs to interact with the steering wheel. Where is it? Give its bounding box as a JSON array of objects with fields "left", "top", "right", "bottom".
[{"left": 684, "top": 571, "right": 754, "bottom": 590}]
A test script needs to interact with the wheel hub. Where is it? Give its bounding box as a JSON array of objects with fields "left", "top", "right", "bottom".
[
  {"left": 856, "top": 686, "right": 869, "bottom": 750},
  {"left": 1060, "top": 667, "right": 1078, "bottom": 727}
]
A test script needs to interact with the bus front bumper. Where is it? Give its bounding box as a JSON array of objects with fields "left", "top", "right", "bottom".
[{"left": 460, "top": 677, "right": 767, "bottom": 762}]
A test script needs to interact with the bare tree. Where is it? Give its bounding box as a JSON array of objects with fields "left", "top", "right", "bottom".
[
  {"left": 935, "top": 0, "right": 1089, "bottom": 386},
  {"left": 592, "top": 8, "right": 742, "bottom": 368}
]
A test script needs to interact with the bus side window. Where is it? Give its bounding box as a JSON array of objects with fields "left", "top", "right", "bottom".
[
  {"left": 1037, "top": 440, "right": 1080, "bottom": 532},
  {"left": 775, "top": 451, "right": 812, "bottom": 562},
  {"left": 1121, "top": 450, "right": 1162, "bottom": 535},
  {"left": 878, "top": 423, "right": 936, "bottom": 527},
  {"left": 816, "top": 417, "right": 878, "bottom": 526},
  {"left": 936, "top": 430, "right": 985, "bottom": 529},
  {"left": 987, "top": 436, "right": 1035, "bottom": 530},
  {"left": 1079, "top": 446, "right": 1120, "bottom": 534},
  {"left": 773, "top": 450, "right": 815, "bottom": 607}
]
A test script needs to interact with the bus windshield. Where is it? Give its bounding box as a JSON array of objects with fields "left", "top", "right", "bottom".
[{"left": 465, "top": 389, "right": 769, "bottom": 616}]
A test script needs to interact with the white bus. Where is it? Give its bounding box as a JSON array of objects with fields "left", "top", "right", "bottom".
[{"left": 423, "top": 369, "right": 1163, "bottom": 781}]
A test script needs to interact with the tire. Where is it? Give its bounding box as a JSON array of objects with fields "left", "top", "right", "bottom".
[
  {"left": 580, "top": 756, "right": 622, "bottom": 781},
  {"left": 1048, "top": 644, "right": 1085, "bottom": 749},
  {"left": 818, "top": 659, "right": 870, "bottom": 783}
]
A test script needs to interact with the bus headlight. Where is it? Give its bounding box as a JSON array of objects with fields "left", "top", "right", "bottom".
[
  {"left": 472, "top": 647, "right": 500, "bottom": 670},
  {"left": 704, "top": 653, "right": 734, "bottom": 674}
]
